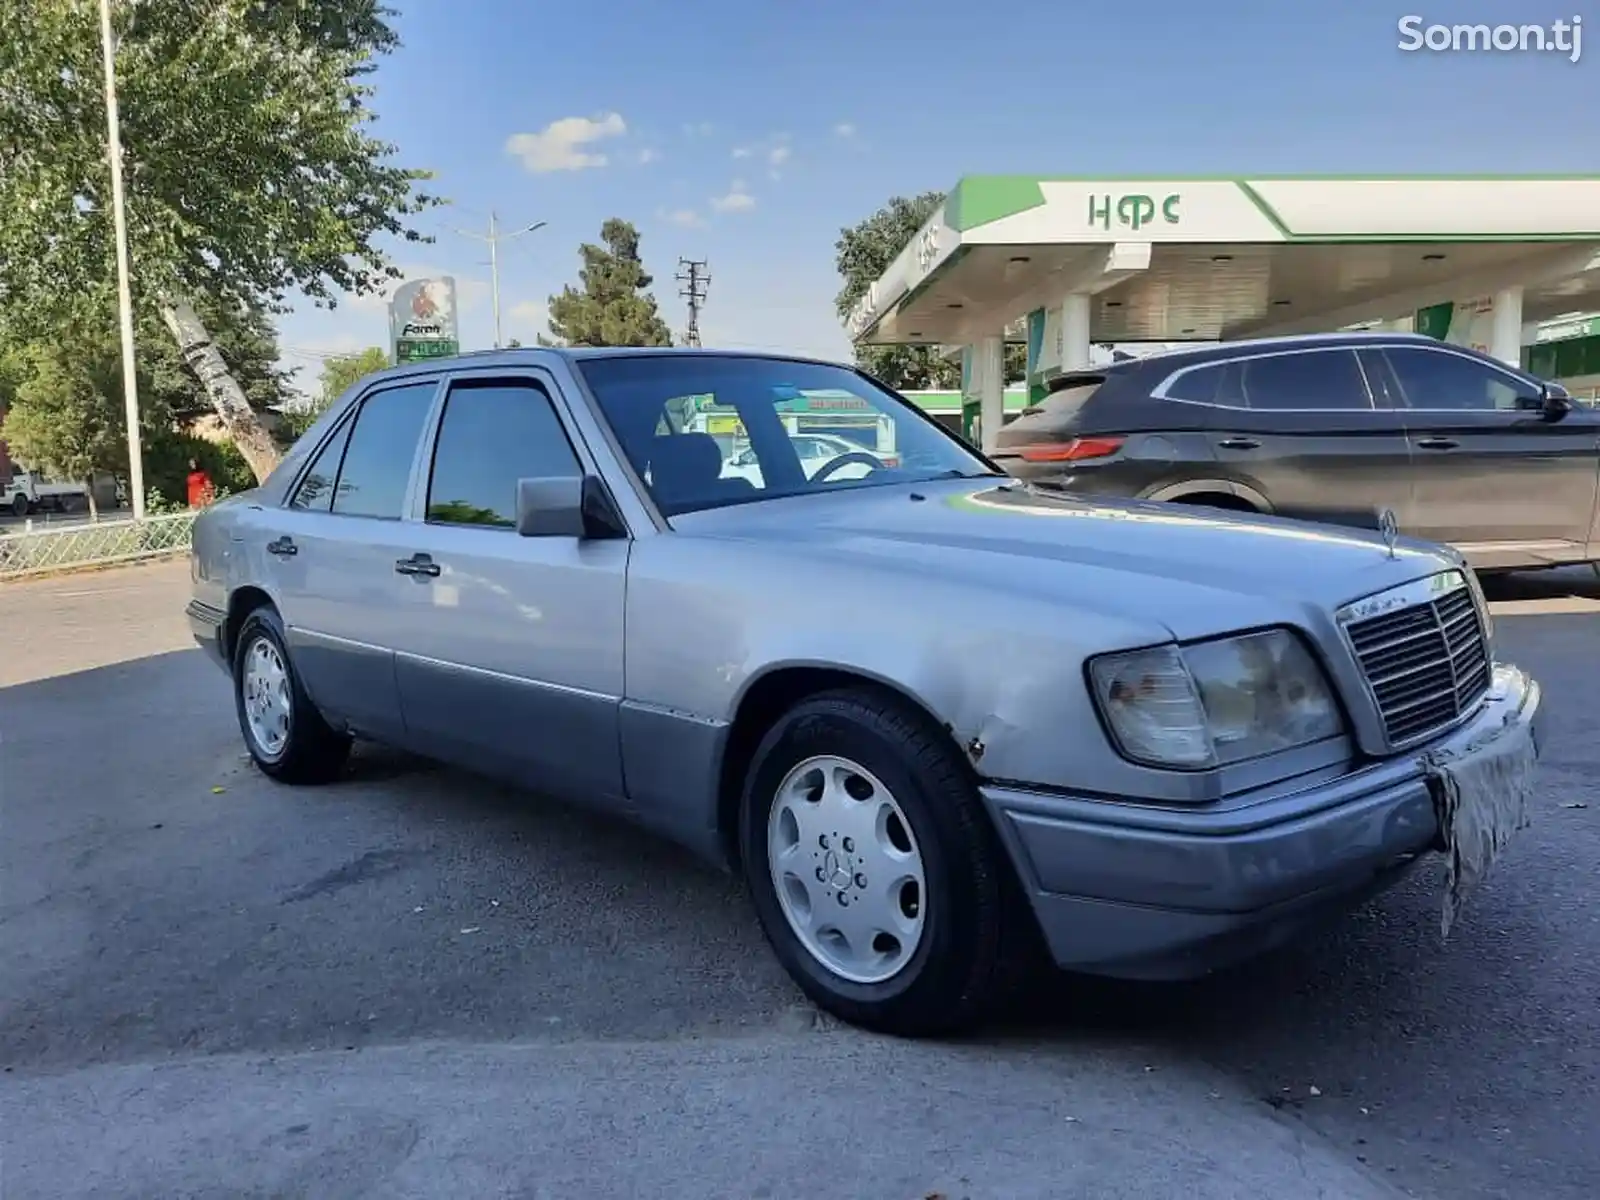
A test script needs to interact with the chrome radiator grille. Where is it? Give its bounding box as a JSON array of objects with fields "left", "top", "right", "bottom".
[{"left": 1341, "top": 573, "right": 1492, "bottom": 747}]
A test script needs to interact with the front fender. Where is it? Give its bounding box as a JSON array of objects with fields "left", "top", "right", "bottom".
[{"left": 623, "top": 537, "right": 1171, "bottom": 800}]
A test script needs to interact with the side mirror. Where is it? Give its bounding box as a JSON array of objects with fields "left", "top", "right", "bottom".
[
  {"left": 515, "top": 475, "right": 625, "bottom": 539},
  {"left": 1540, "top": 383, "right": 1573, "bottom": 421}
]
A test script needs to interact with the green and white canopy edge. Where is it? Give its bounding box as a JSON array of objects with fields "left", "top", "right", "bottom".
[{"left": 847, "top": 176, "right": 1600, "bottom": 449}]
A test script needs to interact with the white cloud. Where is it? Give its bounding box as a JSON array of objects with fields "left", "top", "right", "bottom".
[
  {"left": 660, "top": 208, "right": 704, "bottom": 228},
  {"left": 767, "top": 143, "right": 791, "bottom": 168},
  {"left": 636, "top": 147, "right": 660, "bottom": 165},
  {"left": 833, "top": 121, "right": 856, "bottom": 138},
  {"left": 710, "top": 182, "right": 755, "bottom": 214},
  {"left": 682, "top": 121, "right": 715, "bottom": 138},
  {"left": 505, "top": 113, "right": 627, "bottom": 173},
  {"left": 731, "top": 145, "right": 753, "bottom": 159}
]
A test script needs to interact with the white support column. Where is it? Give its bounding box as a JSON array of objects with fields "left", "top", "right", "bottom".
[
  {"left": 1060, "top": 293, "right": 1092, "bottom": 372},
  {"left": 1490, "top": 286, "right": 1524, "bottom": 367},
  {"left": 978, "top": 334, "right": 1005, "bottom": 454}
]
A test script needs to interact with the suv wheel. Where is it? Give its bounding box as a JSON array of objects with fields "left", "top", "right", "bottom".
[{"left": 739, "top": 688, "right": 1034, "bottom": 1037}]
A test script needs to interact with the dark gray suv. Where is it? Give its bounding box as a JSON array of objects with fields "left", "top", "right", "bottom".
[{"left": 990, "top": 332, "right": 1600, "bottom": 572}]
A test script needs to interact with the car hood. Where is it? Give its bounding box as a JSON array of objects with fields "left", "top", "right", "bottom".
[{"left": 670, "top": 480, "right": 1459, "bottom": 641}]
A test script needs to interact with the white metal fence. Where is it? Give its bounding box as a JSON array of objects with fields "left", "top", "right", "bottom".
[{"left": 0, "top": 512, "right": 195, "bottom": 581}]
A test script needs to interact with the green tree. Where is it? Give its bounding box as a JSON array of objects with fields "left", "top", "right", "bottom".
[
  {"left": 0, "top": 0, "right": 438, "bottom": 484},
  {"left": 834, "top": 193, "right": 1025, "bottom": 390},
  {"left": 320, "top": 347, "right": 391, "bottom": 406},
  {"left": 140, "top": 296, "right": 294, "bottom": 424},
  {"left": 279, "top": 346, "right": 389, "bottom": 442},
  {"left": 0, "top": 304, "right": 272, "bottom": 509},
  {"left": 546, "top": 219, "right": 675, "bottom": 347},
  {"left": 0, "top": 338, "right": 128, "bottom": 518}
]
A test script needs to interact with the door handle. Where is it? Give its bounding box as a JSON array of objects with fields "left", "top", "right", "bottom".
[
  {"left": 1216, "top": 437, "right": 1260, "bottom": 450},
  {"left": 394, "top": 553, "right": 441, "bottom": 578},
  {"left": 1415, "top": 437, "right": 1459, "bottom": 450},
  {"left": 266, "top": 536, "right": 298, "bottom": 557}
]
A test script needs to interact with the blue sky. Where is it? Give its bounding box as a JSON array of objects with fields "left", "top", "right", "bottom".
[{"left": 275, "top": 0, "right": 1596, "bottom": 390}]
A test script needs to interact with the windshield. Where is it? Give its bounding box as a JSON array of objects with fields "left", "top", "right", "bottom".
[{"left": 576, "top": 354, "right": 996, "bottom": 516}]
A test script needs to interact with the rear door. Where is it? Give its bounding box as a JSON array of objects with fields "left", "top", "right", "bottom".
[
  {"left": 1374, "top": 343, "right": 1600, "bottom": 562},
  {"left": 1183, "top": 347, "right": 1413, "bottom": 529},
  {"left": 262, "top": 378, "right": 440, "bottom": 741}
]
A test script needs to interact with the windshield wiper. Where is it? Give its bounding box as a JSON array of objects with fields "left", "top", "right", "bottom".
[{"left": 922, "top": 469, "right": 1009, "bottom": 481}]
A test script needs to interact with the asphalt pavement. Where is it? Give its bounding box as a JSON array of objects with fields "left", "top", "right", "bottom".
[{"left": 2, "top": 561, "right": 1597, "bottom": 1199}]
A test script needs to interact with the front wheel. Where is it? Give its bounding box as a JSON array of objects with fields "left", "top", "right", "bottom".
[
  {"left": 739, "top": 688, "right": 1034, "bottom": 1037},
  {"left": 232, "top": 606, "right": 351, "bottom": 784},
  {"left": 10, "top": 493, "right": 29, "bottom": 518}
]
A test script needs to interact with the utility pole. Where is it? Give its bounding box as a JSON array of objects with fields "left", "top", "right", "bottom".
[
  {"left": 453, "top": 212, "right": 546, "bottom": 348},
  {"left": 676, "top": 258, "right": 709, "bottom": 347},
  {"left": 99, "top": 0, "right": 145, "bottom": 520}
]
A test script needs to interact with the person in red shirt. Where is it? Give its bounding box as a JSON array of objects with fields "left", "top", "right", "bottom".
[{"left": 185, "top": 458, "right": 215, "bottom": 509}]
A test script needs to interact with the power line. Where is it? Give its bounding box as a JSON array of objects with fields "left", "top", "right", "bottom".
[{"left": 676, "top": 258, "right": 709, "bottom": 348}]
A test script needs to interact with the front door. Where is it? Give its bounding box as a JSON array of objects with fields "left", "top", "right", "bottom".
[
  {"left": 387, "top": 372, "right": 630, "bottom": 805},
  {"left": 262, "top": 378, "right": 440, "bottom": 741},
  {"left": 1374, "top": 344, "right": 1600, "bottom": 564},
  {"left": 1187, "top": 346, "right": 1413, "bottom": 529}
]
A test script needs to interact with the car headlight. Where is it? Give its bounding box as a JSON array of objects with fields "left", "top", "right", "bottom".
[{"left": 1089, "top": 629, "right": 1343, "bottom": 769}]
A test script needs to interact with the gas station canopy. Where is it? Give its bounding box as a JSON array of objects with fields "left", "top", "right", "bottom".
[{"left": 847, "top": 175, "right": 1600, "bottom": 447}]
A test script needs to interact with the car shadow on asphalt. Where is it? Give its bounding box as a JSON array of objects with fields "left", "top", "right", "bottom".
[{"left": 1479, "top": 564, "right": 1600, "bottom": 603}]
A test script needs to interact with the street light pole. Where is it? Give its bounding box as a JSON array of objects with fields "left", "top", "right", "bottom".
[
  {"left": 488, "top": 210, "right": 501, "bottom": 348},
  {"left": 453, "top": 213, "right": 546, "bottom": 348},
  {"left": 98, "top": 0, "right": 145, "bottom": 520}
]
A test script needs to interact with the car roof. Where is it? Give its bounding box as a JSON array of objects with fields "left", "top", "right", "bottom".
[
  {"left": 357, "top": 345, "right": 848, "bottom": 389},
  {"left": 1045, "top": 331, "right": 1510, "bottom": 393}
]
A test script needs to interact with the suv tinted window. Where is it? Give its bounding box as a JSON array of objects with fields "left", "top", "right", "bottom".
[
  {"left": 426, "top": 380, "right": 581, "bottom": 528},
  {"left": 289, "top": 417, "right": 354, "bottom": 512},
  {"left": 1384, "top": 347, "right": 1526, "bottom": 411},
  {"left": 329, "top": 382, "right": 437, "bottom": 519},
  {"left": 1240, "top": 350, "right": 1370, "bottom": 410}
]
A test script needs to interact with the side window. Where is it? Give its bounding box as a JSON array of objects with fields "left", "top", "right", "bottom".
[
  {"left": 1240, "top": 350, "right": 1371, "bottom": 411},
  {"left": 1164, "top": 364, "right": 1222, "bottom": 403},
  {"left": 330, "top": 382, "right": 438, "bottom": 519},
  {"left": 426, "top": 380, "right": 582, "bottom": 528},
  {"left": 289, "top": 417, "right": 354, "bottom": 512},
  {"left": 1384, "top": 347, "right": 1525, "bottom": 412}
]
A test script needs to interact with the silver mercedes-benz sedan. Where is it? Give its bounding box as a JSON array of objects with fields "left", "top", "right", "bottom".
[{"left": 186, "top": 348, "right": 1543, "bottom": 1037}]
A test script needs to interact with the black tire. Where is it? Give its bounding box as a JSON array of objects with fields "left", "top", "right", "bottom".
[
  {"left": 11, "top": 493, "right": 29, "bottom": 518},
  {"left": 738, "top": 688, "right": 1035, "bottom": 1037},
  {"left": 232, "top": 605, "right": 351, "bottom": 784}
]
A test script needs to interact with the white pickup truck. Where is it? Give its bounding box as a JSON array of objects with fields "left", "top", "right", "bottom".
[{"left": 2, "top": 466, "right": 90, "bottom": 517}]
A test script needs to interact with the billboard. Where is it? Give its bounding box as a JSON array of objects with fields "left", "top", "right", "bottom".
[{"left": 389, "top": 277, "right": 460, "bottom": 363}]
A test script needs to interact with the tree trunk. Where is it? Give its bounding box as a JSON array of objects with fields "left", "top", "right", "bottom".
[
  {"left": 159, "top": 297, "right": 283, "bottom": 483},
  {"left": 84, "top": 479, "right": 98, "bottom": 521}
]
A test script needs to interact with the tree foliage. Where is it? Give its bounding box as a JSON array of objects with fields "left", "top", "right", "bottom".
[
  {"left": 0, "top": 0, "right": 439, "bottom": 481},
  {"left": 319, "top": 346, "right": 391, "bottom": 407},
  {"left": 282, "top": 345, "right": 389, "bottom": 440},
  {"left": 0, "top": 341, "right": 127, "bottom": 507},
  {"left": 834, "top": 193, "right": 1024, "bottom": 391},
  {"left": 545, "top": 219, "right": 674, "bottom": 348},
  {"left": 140, "top": 296, "right": 294, "bottom": 422},
  {"left": 0, "top": 299, "right": 278, "bottom": 504}
]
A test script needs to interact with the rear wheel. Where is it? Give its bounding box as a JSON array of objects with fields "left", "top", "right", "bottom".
[
  {"left": 739, "top": 688, "right": 1034, "bottom": 1037},
  {"left": 232, "top": 606, "right": 351, "bottom": 784},
  {"left": 11, "top": 493, "right": 29, "bottom": 518}
]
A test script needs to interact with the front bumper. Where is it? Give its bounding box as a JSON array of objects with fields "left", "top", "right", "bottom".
[
  {"left": 982, "top": 663, "right": 1543, "bottom": 980},
  {"left": 186, "top": 598, "right": 230, "bottom": 674}
]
